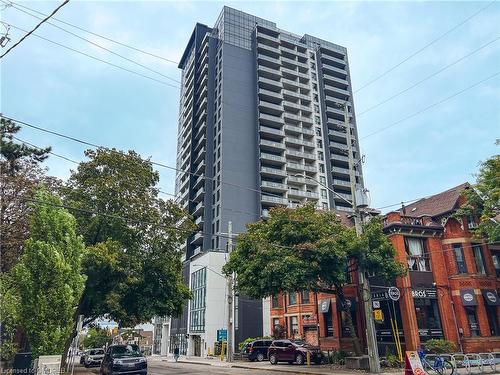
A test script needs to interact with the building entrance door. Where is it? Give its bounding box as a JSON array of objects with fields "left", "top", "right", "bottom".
[{"left": 193, "top": 335, "right": 202, "bottom": 356}]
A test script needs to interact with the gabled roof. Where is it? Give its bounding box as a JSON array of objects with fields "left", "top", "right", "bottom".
[{"left": 398, "top": 182, "right": 470, "bottom": 218}]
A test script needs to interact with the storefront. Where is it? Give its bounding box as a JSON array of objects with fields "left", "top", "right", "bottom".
[
  {"left": 372, "top": 290, "right": 404, "bottom": 355},
  {"left": 412, "top": 288, "right": 443, "bottom": 341},
  {"left": 337, "top": 297, "right": 357, "bottom": 338},
  {"left": 319, "top": 299, "right": 333, "bottom": 337},
  {"left": 482, "top": 290, "right": 500, "bottom": 336}
]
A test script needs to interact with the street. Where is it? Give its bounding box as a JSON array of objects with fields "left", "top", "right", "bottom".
[{"left": 148, "top": 361, "right": 285, "bottom": 375}]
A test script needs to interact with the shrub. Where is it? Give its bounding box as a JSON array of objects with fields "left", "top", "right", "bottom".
[
  {"left": 238, "top": 336, "right": 271, "bottom": 351},
  {"left": 424, "top": 339, "right": 456, "bottom": 354}
]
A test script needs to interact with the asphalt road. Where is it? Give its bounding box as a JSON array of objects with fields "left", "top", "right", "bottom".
[{"left": 148, "top": 361, "right": 285, "bottom": 375}]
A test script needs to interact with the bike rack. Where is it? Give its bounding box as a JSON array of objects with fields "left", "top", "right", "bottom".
[
  {"left": 464, "top": 353, "right": 483, "bottom": 374},
  {"left": 477, "top": 353, "right": 496, "bottom": 374},
  {"left": 451, "top": 353, "right": 470, "bottom": 374}
]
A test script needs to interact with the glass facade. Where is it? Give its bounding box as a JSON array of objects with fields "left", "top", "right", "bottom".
[{"left": 189, "top": 267, "right": 207, "bottom": 332}]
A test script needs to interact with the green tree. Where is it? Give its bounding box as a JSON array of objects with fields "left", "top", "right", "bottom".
[
  {"left": 61, "top": 148, "right": 194, "bottom": 359},
  {"left": 82, "top": 326, "right": 110, "bottom": 349},
  {"left": 0, "top": 117, "right": 50, "bottom": 175},
  {"left": 0, "top": 276, "right": 20, "bottom": 363},
  {"left": 10, "top": 190, "right": 85, "bottom": 358},
  {"left": 457, "top": 155, "right": 500, "bottom": 241},
  {"left": 223, "top": 204, "right": 405, "bottom": 354}
]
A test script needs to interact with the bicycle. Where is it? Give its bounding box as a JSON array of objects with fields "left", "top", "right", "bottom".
[{"left": 418, "top": 350, "right": 455, "bottom": 375}]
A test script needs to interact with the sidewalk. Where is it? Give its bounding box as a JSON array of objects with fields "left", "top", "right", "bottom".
[{"left": 160, "top": 355, "right": 404, "bottom": 375}]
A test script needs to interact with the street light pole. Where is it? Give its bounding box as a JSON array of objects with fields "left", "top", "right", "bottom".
[
  {"left": 340, "top": 102, "right": 380, "bottom": 373},
  {"left": 226, "top": 221, "right": 234, "bottom": 363}
]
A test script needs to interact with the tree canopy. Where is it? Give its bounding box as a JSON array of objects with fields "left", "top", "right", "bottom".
[
  {"left": 63, "top": 148, "right": 194, "bottom": 328},
  {"left": 223, "top": 203, "right": 405, "bottom": 298},
  {"left": 457, "top": 154, "right": 499, "bottom": 242},
  {"left": 10, "top": 190, "right": 85, "bottom": 358}
]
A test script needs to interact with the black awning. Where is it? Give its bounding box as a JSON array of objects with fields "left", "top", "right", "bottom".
[
  {"left": 482, "top": 290, "right": 500, "bottom": 306},
  {"left": 319, "top": 299, "right": 330, "bottom": 313},
  {"left": 460, "top": 289, "right": 478, "bottom": 306}
]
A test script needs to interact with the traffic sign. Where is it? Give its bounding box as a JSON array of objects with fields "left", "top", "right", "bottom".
[
  {"left": 388, "top": 286, "right": 401, "bottom": 301},
  {"left": 217, "top": 329, "right": 227, "bottom": 342},
  {"left": 373, "top": 309, "right": 384, "bottom": 322}
]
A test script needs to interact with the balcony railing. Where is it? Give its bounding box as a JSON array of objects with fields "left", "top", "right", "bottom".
[{"left": 261, "top": 195, "right": 288, "bottom": 205}]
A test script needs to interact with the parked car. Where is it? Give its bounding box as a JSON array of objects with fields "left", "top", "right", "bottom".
[
  {"left": 268, "top": 340, "right": 322, "bottom": 365},
  {"left": 100, "top": 344, "right": 147, "bottom": 375},
  {"left": 84, "top": 348, "right": 105, "bottom": 367},
  {"left": 243, "top": 340, "right": 273, "bottom": 362}
]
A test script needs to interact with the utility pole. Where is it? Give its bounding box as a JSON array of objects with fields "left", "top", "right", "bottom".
[
  {"left": 342, "top": 103, "right": 380, "bottom": 373},
  {"left": 226, "top": 221, "right": 234, "bottom": 363}
]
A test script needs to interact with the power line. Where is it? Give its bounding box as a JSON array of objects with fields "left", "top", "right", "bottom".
[
  {"left": 357, "top": 36, "right": 500, "bottom": 117},
  {"left": 4, "top": 23, "right": 180, "bottom": 88},
  {"left": 360, "top": 70, "right": 500, "bottom": 140},
  {"left": 1, "top": 0, "right": 180, "bottom": 65},
  {"left": 7, "top": 3, "right": 180, "bottom": 84},
  {"left": 353, "top": 0, "right": 497, "bottom": 93},
  {"left": 8, "top": 134, "right": 477, "bottom": 216},
  {"left": 0, "top": 0, "right": 69, "bottom": 59}
]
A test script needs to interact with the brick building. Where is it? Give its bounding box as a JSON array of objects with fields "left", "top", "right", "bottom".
[{"left": 268, "top": 183, "right": 500, "bottom": 353}]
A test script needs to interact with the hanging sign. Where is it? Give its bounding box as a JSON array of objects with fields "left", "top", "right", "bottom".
[
  {"left": 373, "top": 309, "right": 384, "bottom": 322},
  {"left": 388, "top": 286, "right": 401, "bottom": 301}
]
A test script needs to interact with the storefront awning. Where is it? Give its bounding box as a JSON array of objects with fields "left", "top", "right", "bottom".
[
  {"left": 460, "top": 289, "right": 478, "bottom": 306},
  {"left": 482, "top": 290, "right": 500, "bottom": 306},
  {"left": 319, "top": 299, "right": 330, "bottom": 313}
]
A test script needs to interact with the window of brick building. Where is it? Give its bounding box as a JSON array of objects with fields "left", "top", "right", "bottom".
[
  {"left": 404, "top": 237, "right": 430, "bottom": 271},
  {"left": 271, "top": 295, "right": 279, "bottom": 308},
  {"left": 472, "top": 245, "right": 486, "bottom": 274},
  {"left": 453, "top": 244, "right": 467, "bottom": 274},
  {"left": 301, "top": 291, "right": 310, "bottom": 304},
  {"left": 288, "top": 292, "right": 298, "bottom": 305},
  {"left": 492, "top": 252, "right": 500, "bottom": 277},
  {"left": 290, "top": 316, "right": 299, "bottom": 334},
  {"left": 466, "top": 307, "right": 480, "bottom": 336}
]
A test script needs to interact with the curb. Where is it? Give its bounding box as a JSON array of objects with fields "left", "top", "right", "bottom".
[{"left": 232, "top": 364, "right": 328, "bottom": 374}]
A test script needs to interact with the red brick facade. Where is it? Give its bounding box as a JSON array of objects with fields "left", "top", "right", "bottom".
[{"left": 268, "top": 184, "right": 500, "bottom": 353}]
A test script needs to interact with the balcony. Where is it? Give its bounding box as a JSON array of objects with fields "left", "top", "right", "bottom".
[
  {"left": 194, "top": 160, "right": 205, "bottom": 175},
  {"left": 281, "top": 56, "right": 308, "bottom": 69},
  {"left": 256, "top": 31, "right": 280, "bottom": 44},
  {"left": 321, "top": 54, "right": 346, "bottom": 68},
  {"left": 330, "top": 141, "right": 357, "bottom": 152},
  {"left": 191, "top": 232, "right": 203, "bottom": 245},
  {"left": 258, "top": 65, "right": 282, "bottom": 81},
  {"left": 193, "top": 174, "right": 205, "bottom": 190},
  {"left": 261, "top": 195, "right": 288, "bottom": 206},
  {"left": 260, "top": 139, "right": 286, "bottom": 151},
  {"left": 281, "top": 67, "right": 309, "bottom": 80},
  {"left": 261, "top": 181, "right": 288, "bottom": 193},
  {"left": 284, "top": 124, "right": 314, "bottom": 136},
  {"left": 286, "top": 150, "right": 316, "bottom": 161},
  {"left": 282, "top": 78, "right": 310, "bottom": 90},
  {"left": 284, "top": 112, "right": 313, "bottom": 125},
  {"left": 193, "top": 187, "right": 205, "bottom": 202},
  {"left": 288, "top": 189, "right": 319, "bottom": 199},
  {"left": 286, "top": 162, "right": 316, "bottom": 173},
  {"left": 260, "top": 166, "right": 287, "bottom": 177},
  {"left": 192, "top": 146, "right": 205, "bottom": 165},
  {"left": 285, "top": 136, "right": 315, "bottom": 148},
  {"left": 331, "top": 166, "right": 359, "bottom": 177},
  {"left": 257, "top": 53, "right": 281, "bottom": 68},
  {"left": 333, "top": 192, "right": 353, "bottom": 202},
  {"left": 283, "top": 89, "right": 310, "bottom": 101},
  {"left": 323, "top": 65, "right": 347, "bottom": 77},
  {"left": 192, "top": 201, "right": 204, "bottom": 216},
  {"left": 260, "top": 152, "right": 286, "bottom": 164},
  {"left": 257, "top": 43, "right": 280, "bottom": 58},
  {"left": 259, "top": 112, "right": 283, "bottom": 127},
  {"left": 195, "top": 215, "right": 204, "bottom": 227},
  {"left": 324, "top": 84, "right": 350, "bottom": 98},
  {"left": 258, "top": 88, "right": 282, "bottom": 103},
  {"left": 323, "top": 73, "right": 349, "bottom": 87},
  {"left": 259, "top": 125, "right": 285, "bottom": 138},
  {"left": 332, "top": 179, "right": 351, "bottom": 189},
  {"left": 287, "top": 175, "right": 317, "bottom": 186},
  {"left": 258, "top": 76, "right": 283, "bottom": 91},
  {"left": 259, "top": 100, "right": 284, "bottom": 116}
]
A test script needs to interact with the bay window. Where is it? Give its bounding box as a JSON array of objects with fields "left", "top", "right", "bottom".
[{"left": 405, "top": 237, "right": 430, "bottom": 271}]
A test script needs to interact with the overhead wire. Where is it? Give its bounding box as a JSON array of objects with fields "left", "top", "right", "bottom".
[
  {"left": 6, "top": 3, "right": 181, "bottom": 84},
  {"left": 353, "top": 0, "right": 497, "bottom": 93},
  {"left": 0, "top": 0, "right": 69, "bottom": 59},
  {"left": 0, "top": 0, "right": 180, "bottom": 65},
  {"left": 3, "top": 23, "right": 180, "bottom": 88},
  {"left": 356, "top": 36, "right": 500, "bottom": 117},
  {"left": 360, "top": 70, "right": 500, "bottom": 140}
]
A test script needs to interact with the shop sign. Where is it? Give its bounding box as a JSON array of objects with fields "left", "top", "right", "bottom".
[
  {"left": 411, "top": 288, "right": 437, "bottom": 299},
  {"left": 337, "top": 297, "right": 356, "bottom": 311},
  {"left": 460, "top": 289, "right": 477, "bottom": 306},
  {"left": 319, "top": 299, "right": 330, "bottom": 313},
  {"left": 302, "top": 314, "right": 318, "bottom": 325},
  {"left": 371, "top": 291, "right": 388, "bottom": 301},
  {"left": 373, "top": 301, "right": 381, "bottom": 309},
  {"left": 482, "top": 290, "right": 500, "bottom": 306},
  {"left": 388, "top": 287, "right": 401, "bottom": 301}
]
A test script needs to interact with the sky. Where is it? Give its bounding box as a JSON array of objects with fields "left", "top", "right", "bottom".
[{"left": 1, "top": 0, "right": 499, "bottom": 212}]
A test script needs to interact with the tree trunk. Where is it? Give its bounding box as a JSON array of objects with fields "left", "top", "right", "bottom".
[
  {"left": 335, "top": 286, "right": 362, "bottom": 356},
  {"left": 61, "top": 288, "right": 87, "bottom": 368}
]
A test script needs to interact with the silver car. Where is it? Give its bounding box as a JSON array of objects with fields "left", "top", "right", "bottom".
[{"left": 84, "top": 348, "right": 105, "bottom": 367}]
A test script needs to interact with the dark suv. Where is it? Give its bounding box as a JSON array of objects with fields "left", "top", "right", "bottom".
[
  {"left": 268, "top": 340, "right": 322, "bottom": 365},
  {"left": 243, "top": 340, "right": 273, "bottom": 362},
  {"left": 100, "top": 344, "right": 147, "bottom": 375}
]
